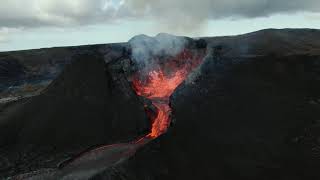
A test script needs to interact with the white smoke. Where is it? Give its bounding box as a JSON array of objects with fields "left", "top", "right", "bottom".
[{"left": 129, "top": 33, "right": 187, "bottom": 69}]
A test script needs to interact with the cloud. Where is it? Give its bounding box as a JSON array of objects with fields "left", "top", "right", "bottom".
[
  {"left": 0, "top": 0, "right": 319, "bottom": 32},
  {"left": 305, "top": 13, "right": 320, "bottom": 21},
  {"left": 0, "top": 0, "right": 121, "bottom": 28},
  {"left": 125, "top": 0, "right": 320, "bottom": 18},
  {"left": 0, "top": 28, "right": 21, "bottom": 43},
  {"left": 0, "top": 31, "right": 8, "bottom": 43},
  {"left": 124, "top": 0, "right": 320, "bottom": 32}
]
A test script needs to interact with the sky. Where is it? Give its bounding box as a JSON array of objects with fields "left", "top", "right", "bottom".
[{"left": 0, "top": 0, "right": 320, "bottom": 52}]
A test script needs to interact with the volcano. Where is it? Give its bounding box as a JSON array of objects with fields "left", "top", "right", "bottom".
[{"left": 1, "top": 29, "right": 320, "bottom": 180}]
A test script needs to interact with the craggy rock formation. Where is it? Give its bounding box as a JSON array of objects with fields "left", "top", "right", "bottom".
[{"left": 0, "top": 29, "right": 320, "bottom": 179}]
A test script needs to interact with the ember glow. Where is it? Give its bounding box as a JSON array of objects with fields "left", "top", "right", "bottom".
[{"left": 133, "top": 49, "right": 205, "bottom": 138}]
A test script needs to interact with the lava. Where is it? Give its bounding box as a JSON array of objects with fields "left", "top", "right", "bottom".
[
  {"left": 133, "top": 49, "right": 205, "bottom": 138},
  {"left": 148, "top": 102, "right": 171, "bottom": 138}
]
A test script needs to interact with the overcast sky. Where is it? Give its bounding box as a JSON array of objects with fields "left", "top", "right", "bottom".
[{"left": 0, "top": 0, "right": 320, "bottom": 52}]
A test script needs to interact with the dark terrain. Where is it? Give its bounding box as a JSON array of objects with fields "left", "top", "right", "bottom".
[{"left": 1, "top": 29, "right": 320, "bottom": 179}]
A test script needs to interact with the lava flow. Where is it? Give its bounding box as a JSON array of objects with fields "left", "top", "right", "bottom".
[{"left": 133, "top": 49, "right": 205, "bottom": 138}]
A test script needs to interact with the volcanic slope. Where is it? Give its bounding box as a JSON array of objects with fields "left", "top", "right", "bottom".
[{"left": 0, "top": 52, "right": 149, "bottom": 178}]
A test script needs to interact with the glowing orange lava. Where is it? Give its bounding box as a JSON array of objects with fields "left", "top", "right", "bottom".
[
  {"left": 133, "top": 49, "right": 205, "bottom": 139},
  {"left": 148, "top": 102, "right": 171, "bottom": 138},
  {"left": 133, "top": 69, "right": 188, "bottom": 99}
]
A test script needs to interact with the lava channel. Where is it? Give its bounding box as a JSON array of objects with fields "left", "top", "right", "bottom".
[{"left": 133, "top": 49, "right": 205, "bottom": 139}]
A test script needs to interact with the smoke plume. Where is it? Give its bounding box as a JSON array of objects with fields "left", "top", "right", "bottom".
[{"left": 129, "top": 33, "right": 187, "bottom": 70}]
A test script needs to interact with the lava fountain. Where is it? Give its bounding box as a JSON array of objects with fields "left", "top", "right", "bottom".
[{"left": 132, "top": 49, "right": 205, "bottom": 138}]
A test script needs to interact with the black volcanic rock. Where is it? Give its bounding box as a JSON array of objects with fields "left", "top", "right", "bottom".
[
  {"left": 0, "top": 44, "right": 114, "bottom": 99},
  {"left": 0, "top": 47, "right": 74, "bottom": 90},
  {"left": 0, "top": 52, "right": 149, "bottom": 177},
  {"left": 0, "top": 57, "right": 26, "bottom": 83}
]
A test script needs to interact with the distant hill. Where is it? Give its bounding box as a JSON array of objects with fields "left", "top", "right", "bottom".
[{"left": 205, "top": 28, "right": 320, "bottom": 57}]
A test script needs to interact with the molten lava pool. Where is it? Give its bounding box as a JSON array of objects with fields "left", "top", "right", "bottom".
[{"left": 133, "top": 49, "right": 205, "bottom": 138}]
